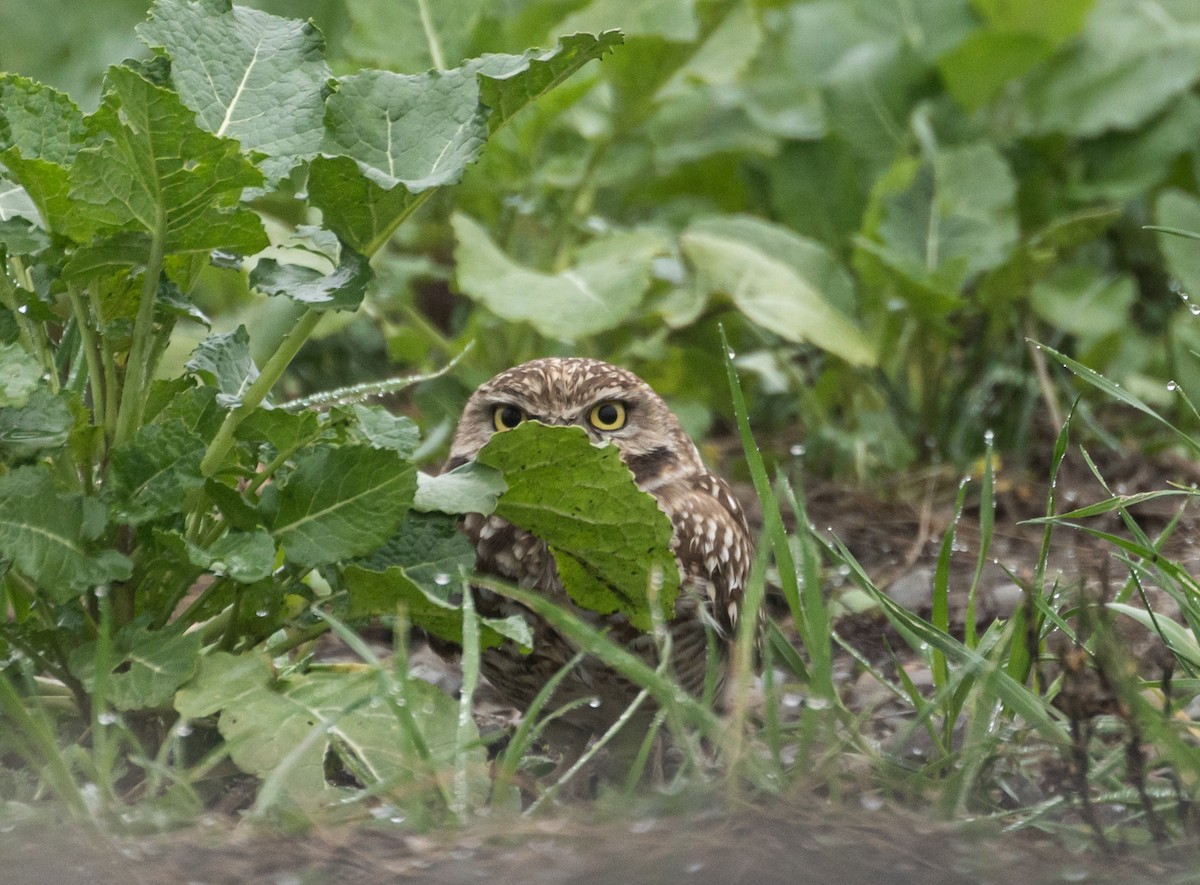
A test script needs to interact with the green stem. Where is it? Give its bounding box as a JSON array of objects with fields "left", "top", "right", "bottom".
[
  {"left": 416, "top": 0, "right": 446, "bottom": 69},
  {"left": 113, "top": 221, "right": 168, "bottom": 446},
  {"left": 365, "top": 190, "right": 433, "bottom": 258},
  {"left": 199, "top": 308, "right": 323, "bottom": 477},
  {"left": 67, "top": 283, "right": 106, "bottom": 445}
]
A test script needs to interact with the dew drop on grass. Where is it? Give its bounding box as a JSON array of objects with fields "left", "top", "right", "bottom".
[
  {"left": 256, "top": 608, "right": 269, "bottom": 618},
  {"left": 434, "top": 573, "right": 452, "bottom": 586},
  {"left": 587, "top": 697, "right": 602, "bottom": 708},
  {"left": 173, "top": 720, "right": 193, "bottom": 738},
  {"left": 97, "top": 711, "right": 117, "bottom": 726},
  {"left": 789, "top": 443, "right": 806, "bottom": 457},
  {"left": 983, "top": 429, "right": 994, "bottom": 445},
  {"left": 1168, "top": 380, "right": 1178, "bottom": 391}
]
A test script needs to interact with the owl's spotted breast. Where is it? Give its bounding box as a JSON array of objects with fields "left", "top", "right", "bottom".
[{"left": 444, "top": 357, "right": 753, "bottom": 738}]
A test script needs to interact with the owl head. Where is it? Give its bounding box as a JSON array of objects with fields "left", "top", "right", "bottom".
[{"left": 446, "top": 358, "right": 703, "bottom": 489}]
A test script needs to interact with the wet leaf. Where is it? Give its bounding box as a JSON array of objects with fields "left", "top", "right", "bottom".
[
  {"left": 474, "top": 422, "right": 678, "bottom": 632},
  {"left": 139, "top": 0, "right": 331, "bottom": 184},
  {"left": 106, "top": 420, "right": 207, "bottom": 526},
  {"left": 0, "top": 467, "right": 132, "bottom": 599},
  {"left": 265, "top": 444, "right": 417, "bottom": 568},
  {"left": 69, "top": 64, "right": 268, "bottom": 253}
]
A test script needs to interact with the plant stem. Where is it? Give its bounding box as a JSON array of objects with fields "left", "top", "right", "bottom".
[
  {"left": 114, "top": 221, "right": 168, "bottom": 446},
  {"left": 416, "top": 0, "right": 446, "bottom": 69},
  {"left": 67, "top": 282, "right": 106, "bottom": 449},
  {"left": 199, "top": 307, "right": 323, "bottom": 477}
]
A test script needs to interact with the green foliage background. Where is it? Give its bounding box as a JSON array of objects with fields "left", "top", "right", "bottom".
[{"left": 8, "top": 0, "right": 1200, "bottom": 476}]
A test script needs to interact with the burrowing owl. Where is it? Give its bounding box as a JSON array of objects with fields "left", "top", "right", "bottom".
[{"left": 444, "top": 358, "right": 753, "bottom": 745}]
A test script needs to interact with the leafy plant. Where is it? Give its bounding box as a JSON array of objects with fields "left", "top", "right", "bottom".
[{"left": 0, "top": 0, "right": 663, "bottom": 821}]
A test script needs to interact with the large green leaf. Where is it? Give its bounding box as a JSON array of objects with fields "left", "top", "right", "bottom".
[
  {"left": 176, "top": 652, "right": 484, "bottom": 812},
  {"left": 69, "top": 64, "right": 268, "bottom": 254},
  {"left": 69, "top": 629, "right": 202, "bottom": 712},
  {"left": 1012, "top": 0, "right": 1200, "bottom": 137},
  {"left": 856, "top": 142, "right": 1018, "bottom": 314},
  {"left": 452, "top": 213, "right": 665, "bottom": 340},
  {"left": 344, "top": 512, "right": 530, "bottom": 650},
  {"left": 265, "top": 444, "right": 417, "bottom": 568},
  {"left": 0, "top": 467, "right": 132, "bottom": 599},
  {"left": 138, "top": 0, "right": 331, "bottom": 184},
  {"left": 938, "top": 0, "right": 1094, "bottom": 110},
  {"left": 474, "top": 422, "right": 679, "bottom": 632},
  {"left": 106, "top": 420, "right": 208, "bottom": 525},
  {"left": 0, "top": 76, "right": 92, "bottom": 236},
  {"left": 310, "top": 32, "right": 622, "bottom": 254},
  {"left": 681, "top": 215, "right": 876, "bottom": 366}
]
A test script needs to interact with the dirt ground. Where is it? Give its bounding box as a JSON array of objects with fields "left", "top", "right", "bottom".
[{"left": 8, "top": 442, "right": 1200, "bottom": 884}]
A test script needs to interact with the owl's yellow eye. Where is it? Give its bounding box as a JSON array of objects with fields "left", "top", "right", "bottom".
[
  {"left": 493, "top": 404, "right": 526, "bottom": 431},
  {"left": 587, "top": 401, "right": 626, "bottom": 431}
]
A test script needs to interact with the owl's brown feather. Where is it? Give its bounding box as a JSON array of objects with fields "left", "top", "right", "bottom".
[{"left": 444, "top": 358, "right": 753, "bottom": 738}]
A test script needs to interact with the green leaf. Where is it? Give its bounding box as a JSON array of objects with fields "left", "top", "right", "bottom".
[
  {"left": 0, "top": 388, "right": 75, "bottom": 459},
  {"left": 474, "top": 422, "right": 679, "bottom": 632},
  {"left": 352, "top": 404, "right": 420, "bottom": 457},
  {"left": 175, "top": 650, "right": 273, "bottom": 719},
  {"left": 355, "top": 512, "right": 474, "bottom": 587},
  {"left": 138, "top": 0, "right": 331, "bottom": 184},
  {"left": 1030, "top": 267, "right": 1136, "bottom": 338},
  {"left": 234, "top": 406, "right": 322, "bottom": 453},
  {"left": 939, "top": 0, "right": 1094, "bottom": 110},
  {"left": 1013, "top": 0, "right": 1200, "bottom": 137},
  {"left": 186, "top": 325, "right": 259, "bottom": 407},
  {"left": 106, "top": 420, "right": 207, "bottom": 526},
  {"left": 347, "top": 513, "right": 528, "bottom": 650},
  {"left": 472, "top": 31, "right": 624, "bottom": 134},
  {"left": 69, "top": 64, "right": 268, "bottom": 254},
  {"left": 201, "top": 665, "right": 482, "bottom": 812},
  {"left": 681, "top": 216, "right": 876, "bottom": 366},
  {"left": 0, "top": 342, "right": 43, "bottom": 408},
  {"left": 250, "top": 243, "right": 373, "bottom": 312},
  {"left": 186, "top": 529, "right": 276, "bottom": 583},
  {"left": 70, "top": 629, "right": 202, "bottom": 712},
  {"left": 344, "top": 564, "right": 530, "bottom": 651},
  {"left": 0, "top": 467, "right": 133, "bottom": 600},
  {"left": 1073, "top": 94, "right": 1200, "bottom": 203},
  {"left": 938, "top": 31, "right": 1057, "bottom": 111},
  {"left": 452, "top": 213, "right": 665, "bottom": 340},
  {"left": 266, "top": 444, "right": 417, "bottom": 568},
  {"left": 0, "top": 75, "right": 92, "bottom": 235},
  {"left": 310, "top": 32, "right": 621, "bottom": 254},
  {"left": 857, "top": 142, "right": 1018, "bottom": 312},
  {"left": 413, "top": 461, "right": 505, "bottom": 514}
]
